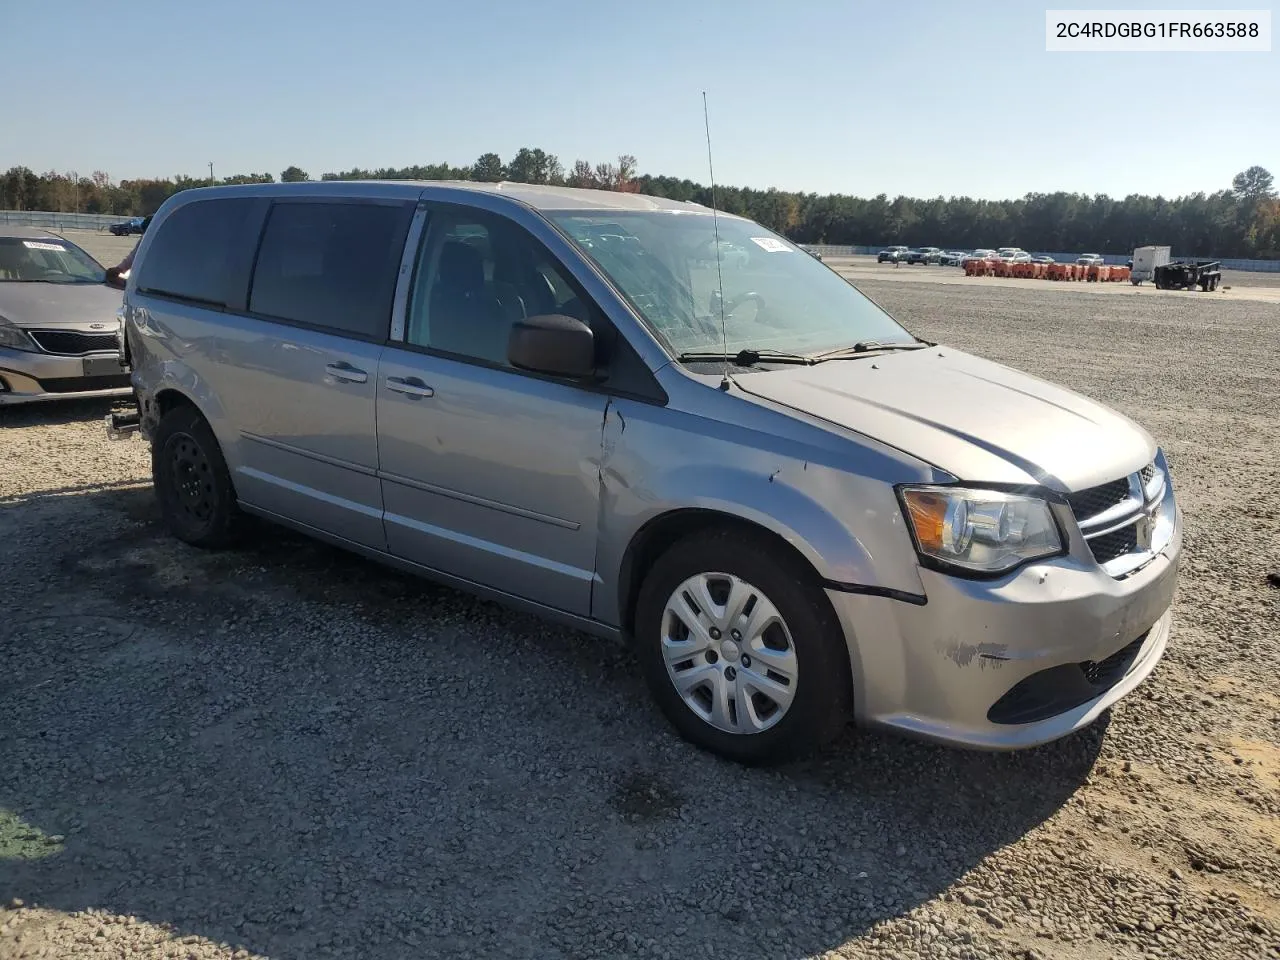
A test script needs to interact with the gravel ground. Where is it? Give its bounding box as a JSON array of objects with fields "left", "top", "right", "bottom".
[{"left": 1, "top": 277, "right": 1278, "bottom": 960}]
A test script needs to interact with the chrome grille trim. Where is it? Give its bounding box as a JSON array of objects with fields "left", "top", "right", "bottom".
[
  {"left": 1070, "top": 459, "right": 1168, "bottom": 578},
  {"left": 1075, "top": 472, "right": 1144, "bottom": 534}
]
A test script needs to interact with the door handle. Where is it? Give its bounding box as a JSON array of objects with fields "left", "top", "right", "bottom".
[
  {"left": 386, "top": 376, "right": 435, "bottom": 399},
  {"left": 325, "top": 362, "right": 368, "bottom": 384}
]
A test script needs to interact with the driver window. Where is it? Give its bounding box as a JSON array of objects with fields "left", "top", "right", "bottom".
[{"left": 407, "top": 210, "right": 592, "bottom": 367}]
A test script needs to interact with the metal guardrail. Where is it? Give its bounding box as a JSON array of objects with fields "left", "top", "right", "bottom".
[{"left": 0, "top": 211, "right": 128, "bottom": 232}]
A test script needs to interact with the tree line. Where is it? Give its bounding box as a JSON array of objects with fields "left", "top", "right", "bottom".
[{"left": 2, "top": 153, "right": 1276, "bottom": 259}]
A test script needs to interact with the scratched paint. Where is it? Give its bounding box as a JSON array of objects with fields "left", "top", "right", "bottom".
[{"left": 938, "top": 638, "right": 1010, "bottom": 669}]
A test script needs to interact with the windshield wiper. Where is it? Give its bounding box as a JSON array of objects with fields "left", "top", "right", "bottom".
[
  {"left": 677, "top": 348, "right": 815, "bottom": 367},
  {"left": 811, "top": 340, "right": 931, "bottom": 362}
]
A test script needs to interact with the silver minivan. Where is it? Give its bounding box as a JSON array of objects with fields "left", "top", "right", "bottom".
[{"left": 118, "top": 181, "right": 1181, "bottom": 764}]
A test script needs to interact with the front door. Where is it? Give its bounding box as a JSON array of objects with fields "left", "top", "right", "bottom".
[{"left": 376, "top": 207, "right": 610, "bottom": 615}]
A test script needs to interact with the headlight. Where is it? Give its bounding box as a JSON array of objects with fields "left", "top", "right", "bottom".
[
  {"left": 0, "top": 315, "right": 38, "bottom": 352},
  {"left": 899, "top": 486, "right": 1064, "bottom": 574}
]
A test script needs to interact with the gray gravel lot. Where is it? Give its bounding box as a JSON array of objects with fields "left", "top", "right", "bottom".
[{"left": 1, "top": 270, "right": 1278, "bottom": 960}]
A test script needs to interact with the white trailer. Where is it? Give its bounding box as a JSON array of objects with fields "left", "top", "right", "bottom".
[{"left": 1131, "top": 245, "right": 1171, "bottom": 285}]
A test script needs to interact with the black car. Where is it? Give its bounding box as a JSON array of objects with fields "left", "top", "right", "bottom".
[
  {"left": 906, "top": 246, "right": 943, "bottom": 265},
  {"left": 109, "top": 217, "right": 146, "bottom": 237},
  {"left": 877, "top": 245, "right": 909, "bottom": 263}
]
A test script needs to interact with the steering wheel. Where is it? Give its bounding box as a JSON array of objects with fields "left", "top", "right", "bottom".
[{"left": 724, "top": 291, "right": 765, "bottom": 323}]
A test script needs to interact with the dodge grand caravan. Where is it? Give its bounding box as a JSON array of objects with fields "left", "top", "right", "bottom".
[{"left": 116, "top": 181, "right": 1181, "bottom": 764}]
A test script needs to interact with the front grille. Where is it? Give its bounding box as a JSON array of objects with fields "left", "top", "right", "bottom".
[
  {"left": 1086, "top": 523, "right": 1139, "bottom": 565},
  {"left": 34, "top": 374, "right": 131, "bottom": 393},
  {"left": 1067, "top": 478, "right": 1130, "bottom": 522},
  {"left": 1140, "top": 462, "right": 1156, "bottom": 486},
  {"left": 28, "top": 330, "right": 119, "bottom": 356},
  {"left": 988, "top": 629, "right": 1151, "bottom": 725}
]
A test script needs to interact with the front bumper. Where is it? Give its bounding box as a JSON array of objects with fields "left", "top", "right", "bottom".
[
  {"left": 828, "top": 512, "right": 1182, "bottom": 750},
  {"left": 0, "top": 346, "right": 132, "bottom": 406}
]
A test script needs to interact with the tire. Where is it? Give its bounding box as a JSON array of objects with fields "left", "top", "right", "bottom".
[
  {"left": 151, "top": 404, "right": 242, "bottom": 548},
  {"left": 634, "top": 528, "right": 853, "bottom": 765}
]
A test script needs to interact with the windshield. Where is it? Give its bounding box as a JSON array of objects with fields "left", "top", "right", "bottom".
[
  {"left": 548, "top": 211, "right": 912, "bottom": 356},
  {"left": 0, "top": 237, "right": 105, "bottom": 284}
]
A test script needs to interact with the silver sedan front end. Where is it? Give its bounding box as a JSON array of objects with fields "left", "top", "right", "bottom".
[
  {"left": 829, "top": 452, "right": 1181, "bottom": 749},
  {"left": 0, "top": 326, "right": 132, "bottom": 405}
]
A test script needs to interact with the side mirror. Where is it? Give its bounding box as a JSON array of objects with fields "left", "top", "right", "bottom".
[
  {"left": 508, "top": 313, "right": 595, "bottom": 379},
  {"left": 104, "top": 268, "right": 127, "bottom": 290}
]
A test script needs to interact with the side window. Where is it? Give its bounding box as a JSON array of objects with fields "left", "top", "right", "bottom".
[
  {"left": 248, "top": 201, "right": 414, "bottom": 340},
  {"left": 135, "top": 198, "right": 258, "bottom": 307},
  {"left": 406, "top": 210, "right": 593, "bottom": 367}
]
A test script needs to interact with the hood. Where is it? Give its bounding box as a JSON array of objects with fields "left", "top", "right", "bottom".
[
  {"left": 735, "top": 347, "right": 1154, "bottom": 491},
  {"left": 0, "top": 282, "right": 124, "bottom": 329}
]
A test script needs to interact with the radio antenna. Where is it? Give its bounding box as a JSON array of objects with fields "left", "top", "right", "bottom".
[{"left": 702, "top": 91, "right": 731, "bottom": 391}]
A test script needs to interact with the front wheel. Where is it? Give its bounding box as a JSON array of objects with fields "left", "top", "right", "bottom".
[{"left": 634, "top": 529, "right": 853, "bottom": 765}]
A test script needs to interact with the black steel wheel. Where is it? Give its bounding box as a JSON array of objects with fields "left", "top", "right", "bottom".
[{"left": 152, "top": 404, "right": 242, "bottom": 548}]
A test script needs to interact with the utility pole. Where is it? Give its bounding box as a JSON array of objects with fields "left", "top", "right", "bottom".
[{"left": 209, "top": 162, "right": 215, "bottom": 183}]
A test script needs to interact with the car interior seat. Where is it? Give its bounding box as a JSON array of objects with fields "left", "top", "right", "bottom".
[{"left": 428, "top": 240, "right": 508, "bottom": 363}]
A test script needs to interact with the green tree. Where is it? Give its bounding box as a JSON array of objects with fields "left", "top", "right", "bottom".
[
  {"left": 471, "top": 153, "right": 505, "bottom": 182},
  {"left": 567, "top": 160, "right": 596, "bottom": 188},
  {"left": 280, "top": 166, "right": 309, "bottom": 182},
  {"left": 507, "top": 147, "right": 562, "bottom": 184},
  {"left": 1232, "top": 166, "right": 1276, "bottom": 203}
]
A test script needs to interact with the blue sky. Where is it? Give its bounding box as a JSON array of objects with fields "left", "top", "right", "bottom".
[{"left": 4, "top": 0, "right": 1274, "bottom": 199}]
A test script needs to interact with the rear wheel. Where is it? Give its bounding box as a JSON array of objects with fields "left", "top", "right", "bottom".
[
  {"left": 634, "top": 528, "right": 852, "bottom": 765},
  {"left": 152, "top": 405, "right": 242, "bottom": 548}
]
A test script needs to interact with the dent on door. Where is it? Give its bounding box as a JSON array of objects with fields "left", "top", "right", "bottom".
[{"left": 376, "top": 353, "right": 610, "bottom": 616}]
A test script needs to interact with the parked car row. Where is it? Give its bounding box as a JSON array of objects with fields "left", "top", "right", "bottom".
[
  {"left": 877, "top": 246, "right": 1145, "bottom": 270},
  {"left": 879, "top": 245, "right": 1046, "bottom": 266}
]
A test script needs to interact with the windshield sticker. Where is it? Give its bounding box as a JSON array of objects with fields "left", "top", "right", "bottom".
[
  {"left": 750, "top": 237, "right": 792, "bottom": 253},
  {"left": 22, "top": 241, "right": 67, "bottom": 252}
]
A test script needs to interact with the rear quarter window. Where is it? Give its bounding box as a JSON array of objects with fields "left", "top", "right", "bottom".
[
  {"left": 247, "top": 201, "right": 415, "bottom": 340},
  {"left": 135, "top": 198, "right": 260, "bottom": 307}
]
